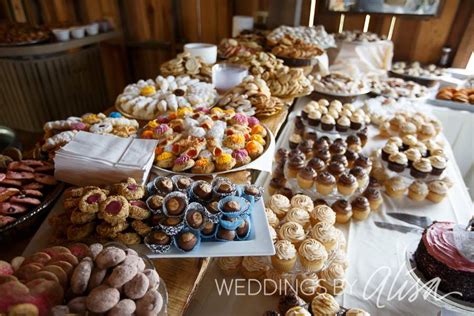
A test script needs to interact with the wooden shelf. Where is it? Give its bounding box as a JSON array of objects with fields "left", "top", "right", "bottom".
[{"left": 0, "top": 31, "right": 122, "bottom": 58}]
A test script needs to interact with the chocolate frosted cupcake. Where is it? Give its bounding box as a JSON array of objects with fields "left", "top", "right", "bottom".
[
  {"left": 304, "top": 131, "right": 318, "bottom": 142},
  {"left": 354, "top": 155, "right": 372, "bottom": 172},
  {"left": 313, "top": 199, "right": 328, "bottom": 207},
  {"left": 410, "top": 158, "right": 432, "bottom": 179},
  {"left": 351, "top": 196, "right": 370, "bottom": 220},
  {"left": 307, "top": 157, "right": 326, "bottom": 173},
  {"left": 350, "top": 113, "right": 364, "bottom": 130},
  {"left": 297, "top": 140, "right": 314, "bottom": 159},
  {"left": 345, "top": 149, "right": 359, "bottom": 168},
  {"left": 314, "top": 137, "right": 329, "bottom": 151},
  {"left": 346, "top": 134, "right": 361, "bottom": 148},
  {"left": 331, "top": 154, "right": 348, "bottom": 168},
  {"left": 314, "top": 149, "right": 331, "bottom": 164},
  {"left": 297, "top": 166, "right": 317, "bottom": 190},
  {"left": 364, "top": 187, "right": 383, "bottom": 211},
  {"left": 405, "top": 148, "right": 421, "bottom": 167},
  {"left": 357, "top": 127, "right": 369, "bottom": 146},
  {"left": 287, "top": 155, "right": 306, "bottom": 178},
  {"left": 315, "top": 171, "right": 336, "bottom": 195},
  {"left": 337, "top": 173, "right": 358, "bottom": 196},
  {"left": 289, "top": 133, "right": 302, "bottom": 149},
  {"left": 327, "top": 161, "right": 345, "bottom": 179},
  {"left": 331, "top": 199, "right": 352, "bottom": 224},
  {"left": 269, "top": 177, "right": 286, "bottom": 195},
  {"left": 428, "top": 155, "right": 447, "bottom": 176},
  {"left": 275, "top": 148, "right": 289, "bottom": 165},
  {"left": 294, "top": 116, "right": 306, "bottom": 136},
  {"left": 308, "top": 110, "right": 322, "bottom": 127},
  {"left": 320, "top": 114, "right": 336, "bottom": 131},
  {"left": 388, "top": 152, "right": 408, "bottom": 173},
  {"left": 350, "top": 166, "right": 368, "bottom": 188},
  {"left": 381, "top": 142, "right": 399, "bottom": 161},
  {"left": 329, "top": 142, "right": 346, "bottom": 156},
  {"left": 336, "top": 116, "right": 350, "bottom": 133},
  {"left": 289, "top": 149, "right": 305, "bottom": 161}
]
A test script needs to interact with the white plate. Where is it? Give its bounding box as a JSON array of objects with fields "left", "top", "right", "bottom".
[
  {"left": 23, "top": 195, "right": 275, "bottom": 259},
  {"left": 427, "top": 98, "right": 474, "bottom": 113}
]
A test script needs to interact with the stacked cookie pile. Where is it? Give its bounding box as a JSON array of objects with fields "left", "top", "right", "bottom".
[
  {"left": 160, "top": 52, "right": 212, "bottom": 82},
  {"left": 144, "top": 176, "right": 263, "bottom": 253},
  {"left": 218, "top": 75, "right": 283, "bottom": 117},
  {"left": 436, "top": 86, "right": 474, "bottom": 104},
  {"left": 218, "top": 34, "right": 264, "bottom": 59},
  {"left": 270, "top": 35, "right": 324, "bottom": 60},
  {"left": 392, "top": 61, "right": 446, "bottom": 78},
  {"left": 41, "top": 112, "right": 139, "bottom": 156},
  {"left": 228, "top": 51, "right": 313, "bottom": 98},
  {"left": 0, "top": 156, "right": 57, "bottom": 228},
  {"left": 312, "top": 73, "right": 369, "bottom": 95},
  {"left": 53, "top": 178, "right": 152, "bottom": 245},
  {"left": 371, "top": 77, "right": 428, "bottom": 99},
  {"left": 266, "top": 25, "right": 336, "bottom": 49}
]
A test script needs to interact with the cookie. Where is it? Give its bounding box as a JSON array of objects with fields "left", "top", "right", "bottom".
[
  {"left": 0, "top": 260, "right": 13, "bottom": 275},
  {"left": 89, "top": 243, "right": 103, "bottom": 259},
  {"left": 66, "top": 222, "right": 95, "bottom": 241},
  {"left": 67, "top": 243, "right": 92, "bottom": 260},
  {"left": 131, "top": 220, "right": 151, "bottom": 236},
  {"left": 41, "top": 265, "right": 68, "bottom": 288},
  {"left": 0, "top": 274, "right": 18, "bottom": 284},
  {"left": 143, "top": 269, "right": 160, "bottom": 290},
  {"left": 50, "top": 305, "right": 70, "bottom": 316},
  {"left": 108, "top": 299, "right": 136, "bottom": 316},
  {"left": 86, "top": 285, "right": 120, "bottom": 313},
  {"left": 10, "top": 256, "right": 24, "bottom": 271},
  {"left": 31, "top": 270, "right": 60, "bottom": 284},
  {"left": 115, "top": 232, "right": 141, "bottom": 245},
  {"left": 63, "top": 197, "right": 80, "bottom": 210},
  {"left": 95, "top": 247, "right": 126, "bottom": 270},
  {"left": 99, "top": 196, "right": 130, "bottom": 225},
  {"left": 21, "top": 252, "right": 51, "bottom": 267},
  {"left": 42, "top": 246, "right": 71, "bottom": 258},
  {"left": 79, "top": 189, "right": 107, "bottom": 213},
  {"left": 26, "top": 278, "right": 64, "bottom": 306},
  {"left": 123, "top": 255, "right": 146, "bottom": 272},
  {"left": 15, "top": 263, "right": 42, "bottom": 281},
  {"left": 129, "top": 200, "right": 151, "bottom": 220},
  {"left": 108, "top": 263, "right": 138, "bottom": 288},
  {"left": 118, "top": 178, "right": 145, "bottom": 200},
  {"left": 46, "top": 261, "right": 73, "bottom": 277},
  {"left": 7, "top": 303, "right": 39, "bottom": 316},
  {"left": 135, "top": 289, "right": 163, "bottom": 316},
  {"left": 71, "top": 257, "right": 93, "bottom": 295},
  {"left": 48, "top": 253, "right": 79, "bottom": 266},
  {"left": 88, "top": 267, "right": 107, "bottom": 291},
  {"left": 70, "top": 209, "right": 96, "bottom": 225},
  {"left": 124, "top": 272, "right": 149, "bottom": 299},
  {"left": 96, "top": 221, "right": 129, "bottom": 239}
]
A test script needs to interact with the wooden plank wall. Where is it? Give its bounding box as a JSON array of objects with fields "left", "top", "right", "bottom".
[{"left": 2, "top": 0, "right": 472, "bottom": 105}]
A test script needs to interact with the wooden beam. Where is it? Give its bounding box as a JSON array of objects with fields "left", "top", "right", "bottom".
[
  {"left": 452, "top": 11, "right": 474, "bottom": 68},
  {"left": 10, "top": 0, "right": 27, "bottom": 22}
]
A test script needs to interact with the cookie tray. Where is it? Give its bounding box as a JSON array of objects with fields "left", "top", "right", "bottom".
[
  {"left": 426, "top": 98, "right": 474, "bottom": 113},
  {"left": 23, "top": 195, "right": 276, "bottom": 259}
]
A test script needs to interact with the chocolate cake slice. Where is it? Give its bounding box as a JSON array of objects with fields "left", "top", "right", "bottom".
[{"left": 414, "top": 221, "right": 474, "bottom": 303}]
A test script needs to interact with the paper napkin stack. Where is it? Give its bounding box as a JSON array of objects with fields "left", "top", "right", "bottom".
[{"left": 54, "top": 132, "right": 158, "bottom": 186}]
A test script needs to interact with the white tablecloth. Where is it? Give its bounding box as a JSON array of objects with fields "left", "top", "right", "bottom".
[{"left": 186, "top": 97, "right": 473, "bottom": 316}]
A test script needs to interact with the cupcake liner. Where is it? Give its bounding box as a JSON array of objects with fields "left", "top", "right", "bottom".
[
  {"left": 219, "top": 214, "right": 244, "bottom": 230},
  {"left": 158, "top": 217, "right": 185, "bottom": 236},
  {"left": 200, "top": 220, "right": 218, "bottom": 240},
  {"left": 143, "top": 229, "right": 172, "bottom": 254},
  {"left": 184, "top": 202, "right": 208, "bottom": 231},
  {"left": 211, "top": 177, "right": 238, "bottom": 199},
  {"left": 171, "top": 175, "right": 194, "bottom": 194},
  {"left": 146, "top": 180, "right": 157, "bottom": 195},
  {"left": 153, "top": 176, "right": 174, "bottom": 196},
  {"left": 218, "top": 196, "right": 250, "bottom": 218},
  {"left": 174, "top": 228, "right": 202, "bottom": 252},
  {"left": 235, "top": 215, "right": 252, "bottom": 241},
  {"left": 162, "top": 191, "right": 188, "bottom": 218},
  {"left": 204, "top": 208, "right": 221, "bottom": 224},
  {"left": 189, "top": 180, "right": 214, "bottom": 204},
  {"left": 145, "top": 195, "right": 164, "bottom": 215},
  {"left": 214, "top": 224, "right": 237, "bottom": 242},
  {"left": 240, "top": 185, "right": 263, "bottom": 203}
]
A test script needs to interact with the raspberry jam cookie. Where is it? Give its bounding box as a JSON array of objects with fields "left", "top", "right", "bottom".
[
  {"left": 99, "top": 196, "right": 130, "bottom": 225},
  {"left": 129, "top": 200, "right": 151, "bottom": 220},
  {"left": 118, "top": 178, "right": 145, "bottom": 200},
  {"left": 79, "top": 189, "right": 107, "bottom": 213}
]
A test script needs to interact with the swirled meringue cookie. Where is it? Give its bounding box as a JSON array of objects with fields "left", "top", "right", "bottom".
[
  {"left": 311, "top": 293, "right": 340, "bottom": 315},
  {"left": 285, "top": 208, "right": 310, "bottom": 228},
  {"left": 290, "top": 194, "right": 314, "bottom": 213},
  {"left": 311, "top": 222, "right": 338, "bottom": 251},
  {"left": 270, "top": 194, "right": 291, "bottom": 219},
  {"left": 217, "top": 257, "right": 242, "bottom": 276},
  {"left": 310, "top": 205, "right": 336, "bottom": 226},
  {"left": 278, "top": 222, "right": 306, "bottom": 246}
]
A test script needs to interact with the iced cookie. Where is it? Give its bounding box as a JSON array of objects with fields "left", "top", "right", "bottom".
[
  {"left": 118, "top": 178, "right": 145, "bottom": 200},
  {"left": 108, "top": 263, "right": 138, "bottom": 288},
  {"left": 95, "top": 247, "right": 126, "bottom": 269},
  {"left": 135, "top": 289, "right": 163, "bottom": 316},
  {"left": 86, "top": 285, "right": 120, "bottom": 313},
  {"left": 71, "top": 257, "right": 93, "bottom": 294},
  {"left": 124, "top": 272, "right": 149, "bottom": 299}
]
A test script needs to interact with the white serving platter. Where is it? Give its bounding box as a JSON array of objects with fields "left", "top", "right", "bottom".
[
  {"left": 23, "top": 194, "right": 275, "bottom": 259},
  {"left": 426, "top": 98, "right": 474, "bottom": 113}
]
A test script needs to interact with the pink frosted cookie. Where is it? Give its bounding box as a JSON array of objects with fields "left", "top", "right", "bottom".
[
  {"left": 86, "top": 285, "right": 120, "bottom": 313},
  {"left": 95, "top": 247, "right": 126, "bottom": 269}
]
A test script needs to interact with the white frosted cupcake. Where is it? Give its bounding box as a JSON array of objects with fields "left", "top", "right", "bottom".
[
  {"left": 265, "top": 268, "right": 294, "bottom": 295},
  {"left": 241, "top": 256, "right": 269, "bottom": 279},
  {"left": 217, "top": 257, "right": 243, "bottom": 276},
  {"left": 310, "top": 205, "right": 336, "bottom": 226},
  {"left": 265, "top": 207, "right": 280, "bottom": 228},
  {"left": 290, "top": 194, "right": 314, "bottom": 213},
  {"left": 285, "top": 208, "right": 310, "bottom": 229},
  {"left": 271, "top": 240, "right": 297, "bottom": 272},
  {"left": 311, "top": 293, "right": 340, "bottom": 315},
  {"left": 296, "top": 272, "right": 322, "bottom": 302},
  {"left": 270, "top": 194, "right": 291, "bottom": 219},
  {"left": 318, "top": 263, "right": 346, "bottom": 295},
  {"left": 298, "top": 239, "right": 328, "bottom": 272},
  {"left": 278, "top": 221, "right": 306, "bottom": 247},
  {"left": 311, "top": 222, "right": 338, "bottom": 251}
]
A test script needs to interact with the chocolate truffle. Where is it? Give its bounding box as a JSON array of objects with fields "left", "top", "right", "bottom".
[
  {"left": 165, "top": 196, "right": 186, "bottom": 216},
  {"left": 148, "top": 195, "right": 164, "bottom": 210},
  {"left": 217, "top": 227, "right": 236, "bottom": 241},
  {"left": 201, "top": 221, "right": 216, "bottom": 236},
  {"left": 177, "top": 232, "right": 198, "bottom": 251},
  {"left": 216, "top": 182, "right": 234, "bottom": 194},
  {"left": 193, "top": 182, "right": 212, "bottom": 200},
  {"left": 148, "top": 231, "right": 171, "bottom": 246},
  {"left": 176, "top": 177, "right": 193, "bottom": 190},
  {"left": 244, "top": 185, "right": 261, "bottom": 200},
  {"left": 186, "top": 210, "right": 204, "bottom": 229},
  {"left": 206, "top": 201, "right": 220, "bottom": 214},
  {"left": 155, "top": 178, "right": 173, "bottom": 194},
  {"left": 223, "top": 200, "right": 241, "bottom": 213},
  {"left": 163, "top": 217, "right": 182, "bottom": 227},
  {"left": 236, "top": 219, "right": 250, "bottom": 238}
]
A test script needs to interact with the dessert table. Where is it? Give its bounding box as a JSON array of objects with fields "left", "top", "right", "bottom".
[{"left": 185, "top": 97, "right": 473, "bottom": 316}]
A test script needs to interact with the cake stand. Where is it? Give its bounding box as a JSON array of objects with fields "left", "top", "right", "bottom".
[{"left": 405, "top": 240, "right": 474, "bottom": 316}]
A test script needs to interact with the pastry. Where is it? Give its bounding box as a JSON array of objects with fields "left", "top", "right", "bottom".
[
  {"left": 216, "top": 257, "right": 242, "bottom": 276},
  {"left": 298, "top": 239, "right": 328, "bottom": 272},
  {"left": 384, "top": 176, "right": 407, "bottom": 198},
  {"left": 278, "top": 222, "right": 306, "bottom": 247},
  {"left": 408, "top": 181, "right": 429, "bottom": 201},
  {"left": 429, "top": 155, "right": 447, "bottom": 176},
  {"left": 319, "top": 263, "right": 346, "bottom": 295},
  {"left": 285, "top": 208, "right": 310, "bottom": 229},
  {"left": 410, "top": 158, "right": 432, "bottom": 179},
  {"left": 271, "top": 240, "right": 297, "bottom": 272},
  {"left": 290, "top": 194, "right": 314, "bottom": 213},
  {"left": 215, "top": 153, "right": 237, "bottom": 171},
  {"left": 337, "top": 173, "right": 357, "bottom": 196},
  {"left": 297, "top": 167, "right": 316, "bottom": 190},
  {"left": 388, "top": 152, "right": 408, "bottom": 173},
  {"left": 427, "top": 180, "right": 448, "bottom": 203},
  {"left": 310, "top": 205, "right": 336, "bottom": 226},
  {"left": 331, "top": 199, "right": 352, "bottom": 224},
  {"left": 315, "top": 172, "right": 336, "bottom": 195},
  {"left": 364, "top": 187, "right": 383, "bottom": 211},
  {"left": 117, "top": 178, "right": 145, "bottom": 200},
  {"left": 311, "top": 222, "right": 338, "bottom": 251},
  {"left": 285, "top": 306, "right": 311, "bottom": 316},
  {"left": 241, "top": 256, "right": 269, "bottom": 279},
  {"left": 351, "top": 197, "right": 370, "bottom": 220},
  {"left": 311, "top": 293, "right": 340, "bottom": 315},
  {"left": 79, "top": 190, "right": 107, "bottom": 214},
  {"left": 269, "top": 194, "right": 291, "bottom": 219}
]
